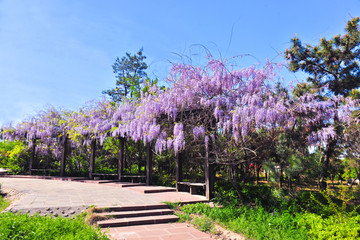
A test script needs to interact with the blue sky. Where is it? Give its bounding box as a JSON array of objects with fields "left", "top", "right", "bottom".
[{"left": 0, "top": 0, "right": 359, "bottom": 126}]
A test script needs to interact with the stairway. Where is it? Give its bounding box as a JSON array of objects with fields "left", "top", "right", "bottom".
[{"left": 93, "top": 203, "right": 179, "bottom": 228}]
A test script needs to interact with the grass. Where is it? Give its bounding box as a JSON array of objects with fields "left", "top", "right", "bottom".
[
  {"left": 174, "top": 203, "right": 309, "bottom": 240},
  {"left": 0, "top": 212, "right": 110, "bottom": 240},
  {"left": 0, "top": 191, "right": 108, "bottom": 240},
  {"left": 168, "top": 184, "right": 360, "bottom": 240},
  {"left": 0, "top": 185, "right": 10, "bottom": 212},
  {"left": 0, "top": 196, "right": 9, "bottom": 212}
]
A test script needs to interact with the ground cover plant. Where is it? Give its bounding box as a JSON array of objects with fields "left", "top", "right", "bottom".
[
  {"left": 170, "top": 183, "right": 360, "bottom": 240},
  {"left": 0, "top": 212, "right": 109, "bottom": 240},
  {"left": 0, "top": 192, "right": 9, "bottom": 212}
]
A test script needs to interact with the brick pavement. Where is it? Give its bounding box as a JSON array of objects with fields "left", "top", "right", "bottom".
[
  {"left": 0, "top": 177, "right": 161, "bottom": 211},
  {"left": 0, "top": 176, "right": 213, "bottom": 240},
  {"left": 104, "top": 223, "right": 213, "bottom": 240}
]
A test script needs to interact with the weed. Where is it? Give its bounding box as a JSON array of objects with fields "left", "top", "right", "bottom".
[
  {"left": 163, "top": 201, "right": 181, "bottom": 210},
  {"left": 192, "top": 216, "right": 215, "bottom": 233}
]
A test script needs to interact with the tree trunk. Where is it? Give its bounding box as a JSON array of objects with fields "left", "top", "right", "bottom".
[
  {"left": 320, "top": 140, "right": 336, "bottom": 190},
  {"left": 228, "top": 165, "right": 243, "bottom": 202},
  {"left": 279, "top": 165, "right": 283, "bottom": 188},
  {"left": 256, "top": 163, "right": 260, "bottom": 185},
  {"left": 288, "top": 176, "right": 292, "bottom": 191},
  {"left": 265, "top": 170, "right": 268, "bottom": 182}
]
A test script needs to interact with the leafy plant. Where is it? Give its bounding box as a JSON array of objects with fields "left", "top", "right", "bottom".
[
  {"left": 178, "top": 203, "right": 309, "bottom": 240},
  {"left": 0, "top": 140, "right": 29, "bottom": 174},
  {"left": 192, "top": 216, "right": 215, "bottom": 233},
  {"left": 309, "top": 187, "right": 360, "bottom": 222},
  {"left": 0, "top": 186, "right": 9, "bottom": 212},
  {"left": 0, "top": 212, "right": 109, "bottom": 240}
]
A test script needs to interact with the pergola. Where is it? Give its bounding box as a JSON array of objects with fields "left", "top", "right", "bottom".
[{"left": 29, "top": 135, "right": 214, "bottom": 200}]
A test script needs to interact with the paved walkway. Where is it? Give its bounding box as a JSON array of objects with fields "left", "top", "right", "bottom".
[
  {"left": 0, "top": 177, "right": 161, "bottom": 209},
  {"left": 105, "top": 223, "right": 212, "bottom": 240},
  {"left": 0, "top": 176, "right": 212, "bottom": 240}
]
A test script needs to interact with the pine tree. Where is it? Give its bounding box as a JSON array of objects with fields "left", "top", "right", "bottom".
[
  {"left": 103, "top": 48, "right": 148, "bottom": 102},
  {"left": 285, "top": 17, "right": 360, "bottom": 96}
]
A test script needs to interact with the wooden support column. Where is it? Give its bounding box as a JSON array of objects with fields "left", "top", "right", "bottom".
[
  {"left": 146, "top": 143, "right": 153, "bottom": 186},
  {"left": 118, "top": 137, "right": 125, "bottom": 180},
  {"left": 89, "top": 139, "right": 96, "bottom": 179},
  {"left": 175, "top": 152, "right": 183, "bottom": 192},
  {"left": 205, "top": 144, "right": 214, "bottom": 200},
  {"left": 29, "top": 139, "right": 36, "bottom": 174},
  {"left": 60, "top": 135, "right": 68, "bottom": 177}
]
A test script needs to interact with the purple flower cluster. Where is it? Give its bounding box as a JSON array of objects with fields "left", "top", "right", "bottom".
[{"left": 2, "top": 57, "right": 358, "bottom": 160}]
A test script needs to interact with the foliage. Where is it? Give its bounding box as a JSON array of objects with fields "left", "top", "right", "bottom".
[
  {"left": 0, "top": 140, "right": 29, "bottom": 174},
  {"left": 286, "top": 17, "right": 360, "bottom": 96},
  {"left": 297, "top": 213, "right": 360, "bottom": 240},
  {"left": 0, "top": 188, "right": 10, "bottom": 212},
  {"left": 179, "top": 199, "right": 360, "bottom": 240},
  {"left": 179, "top": 203, "right": 308, "bottom": 240},
  {"left": 0, "top": 212, "right": 109, "bottom": 240},
  {"left": 191, "top": 216, "right": 216, "bottom": 233},
  {"left": 103, "top": 48, "right": 148, "bottom": 102},
  {"left": 309, "top": 187, "right": 360, "bottom": 222},
  {"left": 1, "top": 54, "right": 358, "bottom": 193},
  {"left": 213, "top": 181, "right": 285, "bottom": 210}
]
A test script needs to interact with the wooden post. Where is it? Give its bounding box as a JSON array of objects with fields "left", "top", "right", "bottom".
[
  {"left": 60, "top": 135, "right": 68, "bottom": 177},
  {"left": 175, "top": 152, "right": 183, "bottom": 192},
  {"left": 205, "top": 144, "right": 214, "bottom": 200},
  {"left": 118, "top": 137, "right": 125, "bottom": 180},
  {"left": 146, "top": 143, "right": 153, "bottom": 186},
  {"left": 89, "top": 139, "right": 96, "bottom": 179},
  {"left": 29, "top": 139, "right": 36, "bottom": 174}
]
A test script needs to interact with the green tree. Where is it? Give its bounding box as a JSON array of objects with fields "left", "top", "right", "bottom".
[
  {"left": 285, "top": 17, "right": 360, "bottom": 96},
  {"left": 285, "top": 17, "right": 360, "bottom": 190},
  {"left": 103, "top": 48, "right": 148, "bottom": 102}
]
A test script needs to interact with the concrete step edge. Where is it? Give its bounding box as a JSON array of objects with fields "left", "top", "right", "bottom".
[
  {"left": 97, "top": 209, "right": 174, "bottom": 218},
  {"left": 97, "top": 215, "right": 179, "bottom": 228},
  {"left": 96, "top": 203, "right": 169, "bottom": 212},
  {"left": 143, "top": 188, "right": 176, "bottom": 193}
]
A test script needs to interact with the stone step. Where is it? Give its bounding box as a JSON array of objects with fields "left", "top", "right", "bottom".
[
  {"left": 143, "top": 187, "right": 176, "bottom": 193},
  {"left": 128, "top": 186, "right": 176, "bottom": 193},
  {"left": 97, "top": 208, "right": 174, "bottom": 218},
  {"left": 97, "top": 215, "right": 179, "bottom": 228},
  {"left": 120, "top": 183, "right": 146, "bottom": 187},
  {"left": 97, "top": 203, "right": 169, "bottom": 212}
]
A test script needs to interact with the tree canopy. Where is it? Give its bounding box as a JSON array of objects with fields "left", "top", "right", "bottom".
[
  {"left": 103, "top": 48, "right": 148, "bottom": 102},
  {"left": 285, "top": 17, "right": 360, "bottom": 96}
]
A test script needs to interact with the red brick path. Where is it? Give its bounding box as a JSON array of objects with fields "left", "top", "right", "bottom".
[{"left": 103, "top": 223, "right": 213, "bottom": 240}]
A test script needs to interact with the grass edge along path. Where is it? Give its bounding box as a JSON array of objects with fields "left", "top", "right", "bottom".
[
  {"left": 0, "top": 212, "right": 110, "bottom": 240},
  {"left": 168, "top": 202, "right": 360, "bottom": 240},
  {"left": 0, "top": 184, "right": 109, "bottom": 239},
  {"left": 0, "top": 196, "right": 9, "bottom": 212},
  {"left": 0, "top": 184, "right": 9, "bottom": 212}
]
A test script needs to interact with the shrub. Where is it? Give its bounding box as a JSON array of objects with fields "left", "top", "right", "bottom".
[
  {"left": 0, "top": 140, "right": 29, "bottom": 174},
  {"left": 297, "top": 213, "right": 360, "bottom": 240}
]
